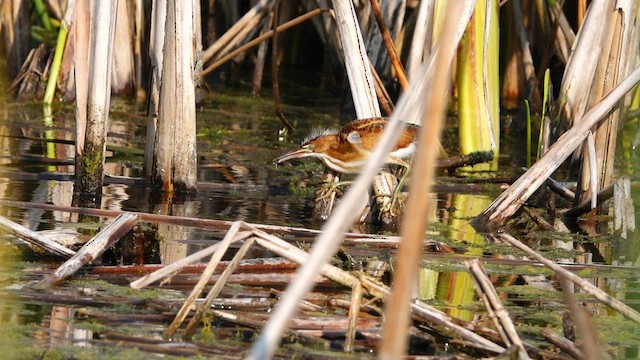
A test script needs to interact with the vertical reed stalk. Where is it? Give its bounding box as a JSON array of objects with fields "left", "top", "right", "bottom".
[
  {"left": 575, "top": 2, "right": 638, "bottom": 211},
  {"left": 74, "top": 1, "right": 89, "bottom": 161},
  {"left": 43, "top": 2, "right": 75, "bottom": 105},
  {"left": 143, "top": 0, "right": 167, "bottom": 177},
  {"left": 76, "top": 1, "right": 118, "bottom": 201},
  {"left": 457, "top": 0, "right": 500, "bottom": 172},
  {"left": 406, "top": 0, "right": 434, "bottom": 79},
  {"left": 152, "top": 0, "right": 198, "bottom": 192},
  {"left": 379, "top": 2, "right": 475, "bottom": 357},
  {"left": 111, "top": 1, "right": 135, "bottom": 93}
]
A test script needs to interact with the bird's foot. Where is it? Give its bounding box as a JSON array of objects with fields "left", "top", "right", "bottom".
[{"left": 316, "top": 180, "right": 352, "bottom": 201}]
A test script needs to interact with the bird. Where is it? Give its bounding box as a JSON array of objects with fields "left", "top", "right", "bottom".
[{"left": 274, "top": 117, "right": 419, "bottom": 174}]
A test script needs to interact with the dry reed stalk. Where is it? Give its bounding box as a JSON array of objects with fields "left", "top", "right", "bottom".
[
  {"left": 549, "top": 1, "right": 576, "bottom": 64},
  {"left": 406, "top": 0, "right": 434, "bottom": 78},
  {"left": 466, "top": 259, "right": 529, "bottom": 358},
  {"left": 1, "top": 199, "right": 434, "bottom": 247},
  {"left": 211, "top": 309, "right": 331, "bottom": 349},
  {"left": 554, "top": 1, "right": 614, "bottom": 130},
  {"left": 492, "top": 232, "right": 640, "bottom": 324},
  {"left": 75, "top": 1, "right": 117, "bottom": 199},
  {"left": 270, "top": 0, "right": 295, "bottom": 131},
  {"left": 130, "top": 229, "right": 253, "bottom": 289},
  {"left": 183, "top": 236, "right": 257, "bottom": 339},
  {"left": 251, "top": 10, "right": 273, "bottom": 95},
  {"left": 144, "top": 0, "right": 167, "bottom": 177},
  {"left": 344, "top": 282, "right": 362, "bottom": 352},
  {"left": 540, "top": 328, "right": 584, "bottom": 359},
  {"left": 331, "top": 0, "right": 380, "bottom": 118},
  {"left": 542, "top": 173, "right": 575, "bottom": 201},
  {"left": 473, "top": 65, "right": 640, "bottom": 230},
  {"left": 165, "top": 221, "right": 242, "bottom": 339},
  {"left": 370, "top": 61, "right": 395, "bottom": 114},
  {"left": 576, "top": 2, "right": 638, "bottom": 211},
  {"left": 613, "top": 178, "right": 635, "bottom": 238},
  {"left": 369, "top": 0, "right": 408, "bottom": 90},
  {"left": 133, "top": 0, "right": 144, "bottom": 100},
  {"left": 37, "top": 213, "right": 138, "bottom": 288},
  {"left": 0, "top": 215, "right": 75, "bottom": 258},
  {"left": 379, "top": 0, "right": 475, "bottom": 357},
  {"left": 564, "top": 183, "right": 614, "bottom": 219},
  {"left": 201, "top": 8, "right": 329, "bottom": 76},
  {"left": 270, "top": 289, "right": 323, "bottom": 312},
  {"left": 585, "top": 131, "right": 598, "bottom": 209},
  {"left": 153, "top": 0, "right": 197, "bottom": 192},
  {"left": 202, "top": 0, "right": 270, "bottom": 62},
  {"left": 73, "top": 1, "right": 91, "bottom": 156},
  {"left": 111, "top": 0, "right": 135, "bottom": 93}
]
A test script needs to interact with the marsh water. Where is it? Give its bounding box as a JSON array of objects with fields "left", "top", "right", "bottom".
[{"left": 2, "top": 77, "right": 640, "bottom": 358}]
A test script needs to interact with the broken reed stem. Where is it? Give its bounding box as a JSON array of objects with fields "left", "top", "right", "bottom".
[
  {"left": 540, "top": 328, "right": 584, "bottom": 359},
  {"left": 0, "top": 215, "right": 76, "bottom": 258},
  {"left": 183, "top": 236, "right": 257, "bottom": 339},
  {"left": 564, "top": 183, "right": 614, "bottom": 218},
  {"left": 37, "top": 213, "right": 138, "bottom": 288},
  {"left": 493, "top": 232, "right": 640, "bottom": 324},
  {"left": 466, "top": 259, "right": 529, "bottom": 358},
  {"left": 165, "top": 221, "right": 242, "bottom": 339},
  {"left": 344, "top": 282, "right": 362, "bottom": 352},
  {"left": 585, "top": 131, "right": 598, "bottom": 209},
  {"left": 131, "top": 229, "right": 253, "bottom": 289}
]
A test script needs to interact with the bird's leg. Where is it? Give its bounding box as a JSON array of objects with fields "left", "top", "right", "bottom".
[
  {"left": 387, "top": 159, "right": 411, "bottom": 216},
  {"left": 314, "top": 172, "right": 339, "bottom": 220},
  {"left": 316, "top": 178, "right": 353, "bottom": 200},
  {"left": 315, "top": 168, "right": 356, "bottom": 201}
]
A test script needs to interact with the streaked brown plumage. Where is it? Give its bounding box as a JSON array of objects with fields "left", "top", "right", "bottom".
[{"left": 274, "top": 117, "right": 418, "bottom": 173}]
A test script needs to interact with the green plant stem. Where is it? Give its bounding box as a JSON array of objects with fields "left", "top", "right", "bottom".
[{"left": 43, "top": 22, "right": 69, "bottom": 105}]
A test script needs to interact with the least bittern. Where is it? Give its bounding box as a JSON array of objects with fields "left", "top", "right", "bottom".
[{"left": 274, "top": 117, "right": 418, "bottom": 173}]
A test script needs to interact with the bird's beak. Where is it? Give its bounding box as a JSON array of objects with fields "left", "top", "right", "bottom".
[{"left": 273, "top": 148, "right": 314, "bottom": 165}]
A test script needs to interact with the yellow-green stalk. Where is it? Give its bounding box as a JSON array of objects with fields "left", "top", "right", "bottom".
[
  {"left": 43, "top": 21, "right": 70, "bottom": 105},
  {"left": 457, "top": 0, "right": 500, "bottom": 172}
]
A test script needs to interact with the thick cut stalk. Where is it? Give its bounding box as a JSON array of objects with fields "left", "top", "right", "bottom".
[
  {"left": 143, "top": 0, "right": 167, "bottom": 177},
  {"left": 76, "top": 1, "right": 118, "bottom": 200},
  {"left": 457, "top": 0, "right": 500, "bottom": 171},
  {"left": 152, "top": 0, "right": 198, "bottom": 192}
]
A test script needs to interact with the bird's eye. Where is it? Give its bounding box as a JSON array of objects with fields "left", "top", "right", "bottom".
[{"left": 303, "top": 144, "right": 314, "bottom": 151}]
